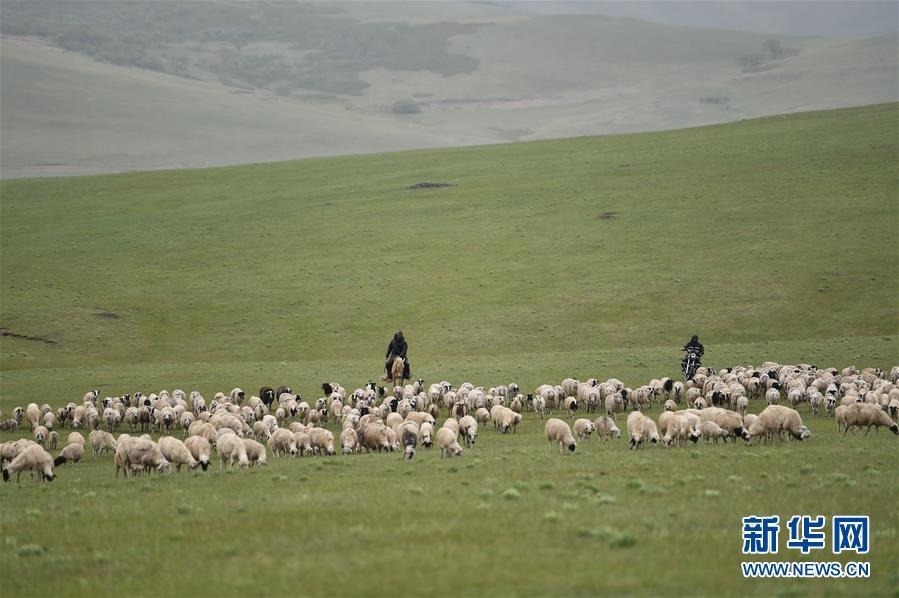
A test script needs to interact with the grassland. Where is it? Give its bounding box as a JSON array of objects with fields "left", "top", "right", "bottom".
[{"left": 0, "top": 105, "right": 897, "bottom": 596}]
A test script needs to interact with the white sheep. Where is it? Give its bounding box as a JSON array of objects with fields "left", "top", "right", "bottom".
[
  {"left": 25, "top": 403, "right": 41, "bottom": 431},
  {"left": 66, "top": 432, "right": 85, "bottom": 448},
  {"left": 418, "top": 421, "right": 435, "bottom": 448},
  {"left": 604, "top": 393, "right": 624, "bottom": 419},
  {"left": 436, "top": 426, "right": 463, "bottom": 458},
  {"left": 242, "top": 438, "right": 267, "bottom": 466},
  {"left": 217, "top": 433, "right": 249, "bottom": 470},
  {"left": 572, "top": 418, "right": 594, "bottom": 442},
  {"left": 658, "top": 412, "right": 699, "bottom": 447},
  {"left": 458, "top": 415, "right": 478, "bottom": 447},
  {"left": 839, "top": 402, "right": 899, "bottom": 435},
  {"left": 2, "top": 444, "right": 55, "bottom": 482},
  {"left": 544, "top": 418, "right": 577, "bottom": 453},
  {"left": 493, "top": 406, "right": 522, "bottom": 434},
  {"left": 699, "top": 407, "right": 750, "bottom": 443},
  {"left": 749, "top": 405, "right": 811, "bottom": 443},
  {"left": 267, "top": 428, "right": 298, "bottom": 457},
  {"left": 53, "top": 442, "right": 85, "bottom": 466},
  {"left": 592, "top": 416, "right": 621, "bottom": 440},
  {"left": 361, "top": 422, "right": 391, "bottom": 453},
  {"left": 114, "top": 436, "right": 170, "bottom": 477},
  {"left": 183, "top": 436, "right": 211, "bottom": 470},
  {"left": 340, "top": 426, "right": 359, "bottom": 454},
  {"left": 308, "top": 428, "right": 336, "bottom": 456},
  {"left": 626, "top": 411, "right": 658, "bottom": 450},
  {"left": 699, "top": 420, "right": 728, "bottom": 444},
  {"left": 89, "top": 430, "right": 117, "bottom": 458},
  {"left": 159, "top": 436, "right": 199, "bottom": 472}
]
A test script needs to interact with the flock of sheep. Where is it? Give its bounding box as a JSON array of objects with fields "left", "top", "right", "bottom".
[{"left": 1, "top": 362, "right": 897, "bottom": 483}]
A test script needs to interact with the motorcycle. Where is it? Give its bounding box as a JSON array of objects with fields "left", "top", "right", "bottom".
[{"left": 681, "top": 349, "right": 701, "bottom": 380}]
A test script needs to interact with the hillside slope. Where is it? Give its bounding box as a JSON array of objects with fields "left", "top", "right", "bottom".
[
  {"left": 1, "top": 104, "right": 896, "bottom": 407},
  {"left": 1, "top": 1, "right": 896, "bottom": 177}
]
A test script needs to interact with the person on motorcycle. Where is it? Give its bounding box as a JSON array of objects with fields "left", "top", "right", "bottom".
[
  {"left": 681, "top": 335, "right": 704, "bottom": 378},
  {"left": 385, "top": 330, "right": 410, "bottom": 380},
  {"left": 682, "top": 335, "right": 704, "bottom": 357}
]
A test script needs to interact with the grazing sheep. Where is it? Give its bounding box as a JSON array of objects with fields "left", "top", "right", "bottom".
[
  {"left": 401, "top": 426, "right": 417, "bottom": 461},
  {"left": 544, "top": 418, "right": 577, "bottom": 454},
  {"left": 158, "top": 436, "right": 199, "bottom": 472},
  {"left": 217, "top": 433, "right": 249, "bottom": 470},
  {"left": 267, "top": 428, "right": 298, "bottom": 457},
  {"left": 418, "top": 421, "right": 434, "bottom": 448},
  {"left": 604, "top": 393, "right": 625, "bottom": 419},
  {"left": 534, "top": 384, "right": 558, "bottom": 410},
  {"left": 494, "top": 406, "right": 522, "bottom": 434},
  {"left": 442, "top": 418, "right": 460, "bottom": 437},
  {"left": 531, "top": 394, "right": 547, "bottom": 419},
  {"left": 188, "top": 421, "right": 217, "bottom": 445},
  {"left": 3, "top": 444, "right": 55, "bottom": 482},
  {"left": 47, "top": 431, "right": 58, "bottom": 451},
  {"left": 593, "top": 416, "right": 621, "bottom": 440},
  {"left": 458, "top": 415, "right": 478, "bottom": 447},
  {"left": 292, "top": 431, "right": 312, "bottom": 455},
  {"left": 183, "top": 436, "right": 211, "bottom": 470},
  {"left": 663, "top": 399, "right": 677, "bottom": 412},
  {"left": 564, "top": 396, "right": 578, "bottom": 418},
  {"left": 765, "top": 388, "right": 780, "bottom": 405},
  {"left": 626, "top": 411, "right": 658, "bottom": 450},
  {"left": 42, "top": 411, "right": 57, "bottom": 430},
  {"left": 361, "top": 422, "right": 391, "bottom": 453},
  {"left": 627, "top": 411, "right": 652, "bottom": 450},
  {"left": 743, "top": 414, "right": 760, "bottom": 435},
  {"left": 572, "top": 418, "right": 595, "bottom": 442},
  {"left": 840, "top": 402, "right": 899, "bottom": 436},
  {"left": 699, "top": 420, "right": 728, "bottom": 444},
  {"left": 114, "top": 436, "right": 170, "bottom": 478},
  {"left": 405, "top": 411, "right": 435, "bottom": 427},
  {"left": 53, "top": 442, "right": 85, "bottom": 466},
  {"left": 436, "top": 426, "right": 463, "bottom": 458},
  {"left": 179, "top": 412, "right": 195, "bottom": 436},
  {"left": 699, "top": 407, "right": 750, "bottom": 443},
  {"left": 33, "top": 425, "right": 49, "bottom": 447},
  {"left": 658, "top": 412, "right": 699, "bottom": 447},
  {"left": 749, "top": 405, "right": 811, "bottom": 443},
  {"left": 89, "top": 430, "right": 117, "bottom": 458},
  {"left": 242, "top": 438, "right": 267, "bottom": 466},
  {"left": 25, "top": 403, "right": 41, "bottom": 431},
  {"left": 66, "top": 432, "right": 85, "bottom": 448},
  {"left": 888, "top": 398, "right": 899, "bottom": 419},
  {"left": 340, "top": 426, "right": 359, "bottom": 454},
  {"left": 309, "top": 428, "right": 336, "bottom": 456}
]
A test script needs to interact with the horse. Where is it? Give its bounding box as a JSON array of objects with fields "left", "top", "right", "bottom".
[{"left": 390, "top": 356, "right": 406, "bottom": 389}]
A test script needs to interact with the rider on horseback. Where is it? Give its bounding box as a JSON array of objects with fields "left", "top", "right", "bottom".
[{"left": 385, "top": 330, "right": 410, "bottom": 380}]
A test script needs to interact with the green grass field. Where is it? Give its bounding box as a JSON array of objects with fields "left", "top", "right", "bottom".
[{"left": 1, "top": 104, "right": 897, "bottom": 596}]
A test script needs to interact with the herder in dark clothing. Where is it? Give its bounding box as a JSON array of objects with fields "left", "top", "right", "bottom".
[
  {"left": 681, "top": 335, "right": 704, "bottom": 379},
  {"left": 385, "top": 330, "right": 410, "bottom": 380},
  {"left": 682, "top": 335, "right": 704, "bottom": 357}
]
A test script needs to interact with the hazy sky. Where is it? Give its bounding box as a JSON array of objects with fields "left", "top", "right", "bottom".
[{"left": 525, "top": 1, "right": 899, "bottom": 37}]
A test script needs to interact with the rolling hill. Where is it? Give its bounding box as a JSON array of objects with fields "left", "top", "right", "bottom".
[
  {"left": 1, "top": 1, "right": 896, "bottom": 177},
  {"left": 1, "top": 104, "right": 896, "bottom": 408}
]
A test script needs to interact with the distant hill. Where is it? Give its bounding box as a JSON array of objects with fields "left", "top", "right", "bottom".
[{"left": 1, "top": 1, "right": 896, "bottom": 178}]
